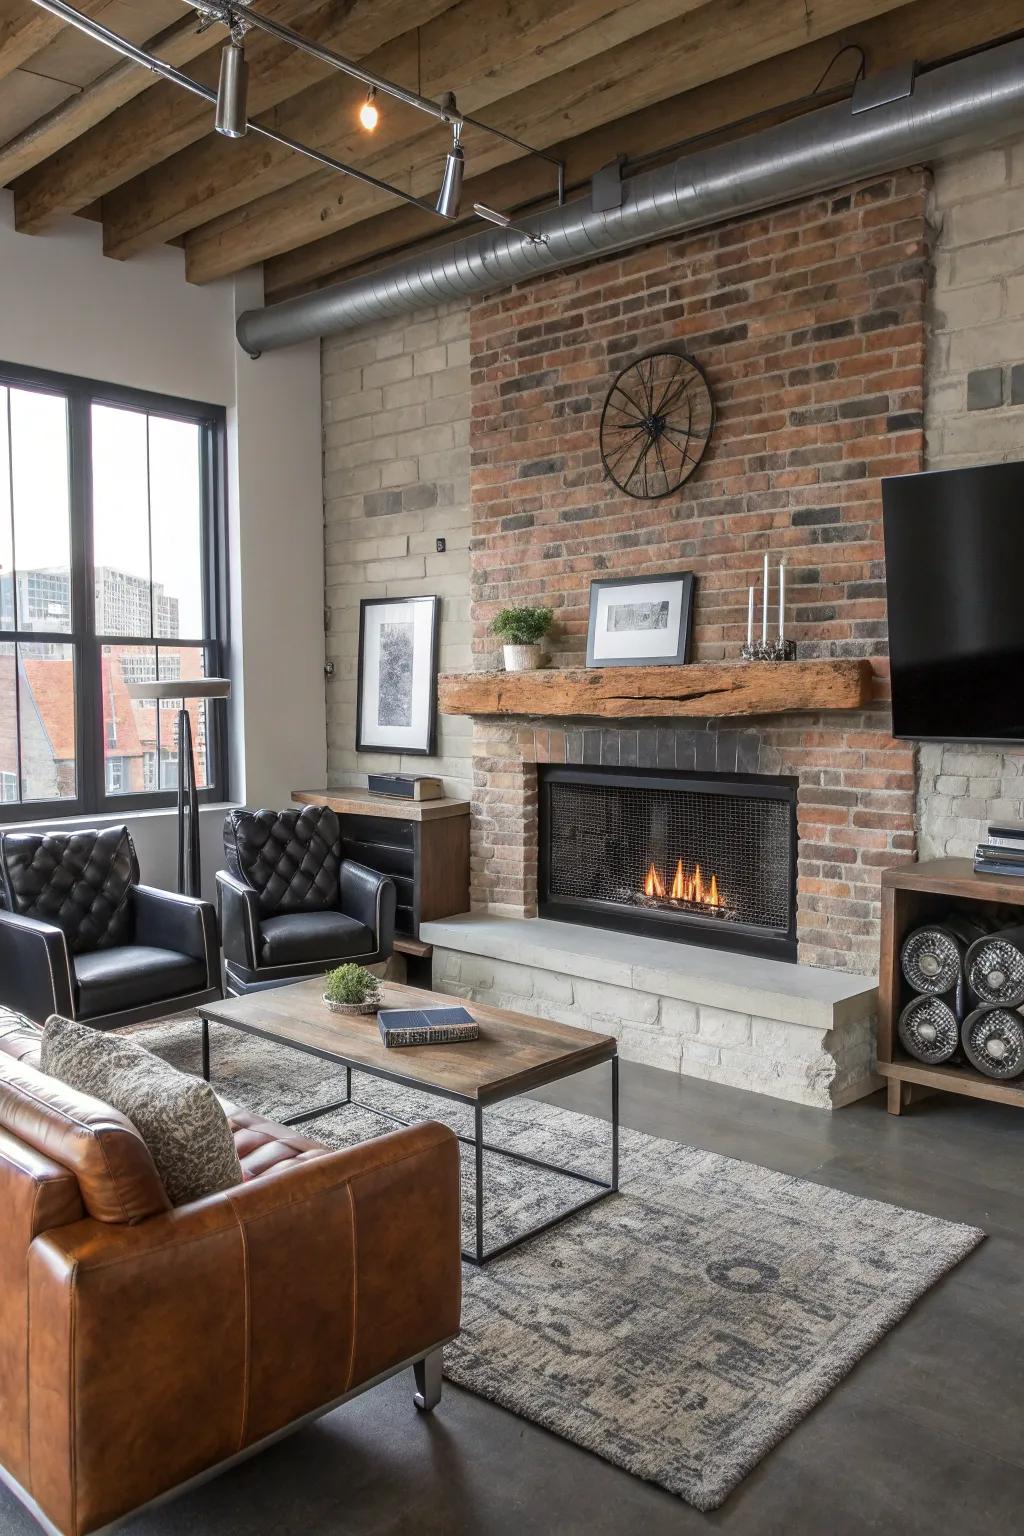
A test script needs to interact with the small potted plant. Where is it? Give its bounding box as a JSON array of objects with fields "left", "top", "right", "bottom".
[
  {"left": 322, "top": 963, "right": 382, "bottom": 1017},
  {"left": 490, "top": 606, "right": 554, "bottom": 671}
]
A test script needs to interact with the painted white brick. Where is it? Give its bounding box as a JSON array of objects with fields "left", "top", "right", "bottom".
[
  {"left": 921, "top": 137, "right": 1024, "bottom": 859},
  {"left": 660, "top": 998, "right": 699, "bottom": 1038},
  {"left": 363, "top": 355, "right": 414, "bottom": 388},
  {"left": 751, "top": 1016, "right": 820, "bottom": 1058},
  {"left": 413, "top": 344, "right": 449, "bottom": 375},
  {"left": 932, "top": 149, "right": 1008, "bottom": 205},
  {"left": 322, "top": 300, "right": 471, "bottom": 800},
  {"left": 698, "top": 1007, "right": 751, "bottom": 1047},
  {"left": 573, "top": 978, "right": 660, "bottom": 1025},
  {"left": 532, "top": 969, "right": 574, "bottom": 1004}
]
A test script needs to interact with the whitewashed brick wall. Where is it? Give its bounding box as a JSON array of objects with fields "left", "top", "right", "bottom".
[
  {"left": 434, "top": 946, "right": 877, "bottom": 1108},
  {"left": 919, "top": 143, "right": 1024, "bottom": 856},
  {"left": 321, "top": 298, "right": 472, "bottom": 797}
]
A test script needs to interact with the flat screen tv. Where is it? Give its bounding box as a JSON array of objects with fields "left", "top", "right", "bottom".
[{"left": 882, "top": 462, "right": 1024, "bottom": 742}]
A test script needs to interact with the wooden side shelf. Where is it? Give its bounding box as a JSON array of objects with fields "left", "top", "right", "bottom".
[
  {"left": 438, "top": 659, "right": 873, "bottom": 721},
  {"left": 291, "top": 790, "right": 469, "bottom": 945},
  {"left": 878, "top": 857, "right": 1024, "bottom": 1115}
]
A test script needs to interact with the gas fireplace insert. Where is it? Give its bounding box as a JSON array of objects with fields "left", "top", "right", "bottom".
[{"left": 538, "top": 764, "right": 798, "bottom": 961}]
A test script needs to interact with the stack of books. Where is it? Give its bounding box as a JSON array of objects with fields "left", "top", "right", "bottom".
[
  {"left": 378, "top": 1005, "right": 479, "bottom": 1048},
  {"left": 975, "top": 823, "right": 1024, "bottom": 878}
]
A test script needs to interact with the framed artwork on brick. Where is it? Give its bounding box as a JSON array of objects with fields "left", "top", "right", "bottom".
[
  {"left": 356, "top": 595, "right": 441, "bottom": 755},
  {"left": 586, "top": 573, "right": 695, "bottom": 668}
]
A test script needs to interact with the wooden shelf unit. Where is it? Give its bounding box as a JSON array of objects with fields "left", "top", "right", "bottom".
[
  {"left": 291, "top": 790, "right": 470, "bottom": 957},
  {"left": 878, "top": 858, "right": 1024, "bottom": 1115},
  {"left": 438, "top": 658, "right": 873, "bottom": 721}
]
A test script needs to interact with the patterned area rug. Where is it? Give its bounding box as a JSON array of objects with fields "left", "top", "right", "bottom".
[{"left": 141, "top": 1017, "right": 983, "bottom": 1512}]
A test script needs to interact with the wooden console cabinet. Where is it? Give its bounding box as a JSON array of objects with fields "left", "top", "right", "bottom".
[
  {"left": 879, "top": 857, "right": 1024, "bottom": 1115},
  {"left": 292, "top": 790, "right": 470, "bottom": 974}
]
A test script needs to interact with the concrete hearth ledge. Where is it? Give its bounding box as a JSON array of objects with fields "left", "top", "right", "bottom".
[{"left": 420, "top": 914, "right": 876, "bottom": 1031}]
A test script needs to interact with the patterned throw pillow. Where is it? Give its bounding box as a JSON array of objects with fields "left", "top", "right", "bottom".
[{"left": 41, "top": 1015, "right": 243, "bottom": 1207}]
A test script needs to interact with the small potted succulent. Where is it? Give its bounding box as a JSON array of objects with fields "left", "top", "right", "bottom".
[
  {"left": 322, "top": 963, "right": 382, "bottom": 1017},
  {"left": 490, "top": 606, "right": 554, "bottom": 672}
]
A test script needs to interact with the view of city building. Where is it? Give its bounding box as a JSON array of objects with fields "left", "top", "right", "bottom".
[{"left": 0, "top": 563, "right": 205, "bottom": 803}]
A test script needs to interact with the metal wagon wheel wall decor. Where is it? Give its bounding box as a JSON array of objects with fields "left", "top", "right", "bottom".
[{"left": 599, "top": 346, "right": 715, "bottom": 499}]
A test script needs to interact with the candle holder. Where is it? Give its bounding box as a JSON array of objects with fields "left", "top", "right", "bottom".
[{"left": 741, "top": 638, "right": 797, "bottom": 662}]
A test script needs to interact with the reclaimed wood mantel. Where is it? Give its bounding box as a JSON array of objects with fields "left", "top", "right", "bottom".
[{"left": 438, "top": 659, "right": 874, "bottom": 721}]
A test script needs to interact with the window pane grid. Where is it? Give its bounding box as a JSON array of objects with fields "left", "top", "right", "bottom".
[{"left": 0, "top": 364, "right": 224, "bottom": 817}]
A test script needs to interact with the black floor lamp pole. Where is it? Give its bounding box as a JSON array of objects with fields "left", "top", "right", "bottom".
[
  {"left": 126, "top": 676, "right": 229, "bottom": 901},
  {"left": 177, "top": 705, "right": 201, "bottom": 898}
]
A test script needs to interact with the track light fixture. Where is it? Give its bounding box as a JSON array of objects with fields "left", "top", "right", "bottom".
[
  {"left": 31, "top": 0, "right": 565, "bottom": 231},
  {"left": 214, "top": 23, "right": 248, "bottom": 138},
  {"left": 359, "top": 86, "right": 379, "bottom": 131},
  {"left": 435, "top": 119, "right": 465, "bottom": 219}
]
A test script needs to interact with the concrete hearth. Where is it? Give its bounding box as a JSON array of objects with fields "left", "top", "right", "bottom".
[{"left": 422, "top": 913, "right": 878, "bottom": 1110}]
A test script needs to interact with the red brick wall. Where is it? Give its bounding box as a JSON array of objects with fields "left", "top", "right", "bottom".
[{"left": 467, "top": 170, "right": 929, "bottom": 974}]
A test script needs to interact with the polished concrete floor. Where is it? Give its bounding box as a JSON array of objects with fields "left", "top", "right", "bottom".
[{"left": 3, "top": 1062, "right": 1022, "bottom": 1536}]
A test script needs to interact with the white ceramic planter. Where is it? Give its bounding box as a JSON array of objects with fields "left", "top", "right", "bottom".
[{"left": 503, "top": 643, "right": 547, "bottom": 671}]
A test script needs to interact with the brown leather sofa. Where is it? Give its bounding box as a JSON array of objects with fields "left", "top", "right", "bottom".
[{"left": 0, "top": 1025, "right": 462, "bottom": 1536}]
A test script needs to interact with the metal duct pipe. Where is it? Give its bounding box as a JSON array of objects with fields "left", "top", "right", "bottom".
[{"left": 237, "top": 40, "right": 1024, "bottom": 355}]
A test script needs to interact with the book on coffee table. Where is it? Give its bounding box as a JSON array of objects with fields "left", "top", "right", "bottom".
[{"left": 378, "top": 1005, "right": 479, "bottom": 1048}]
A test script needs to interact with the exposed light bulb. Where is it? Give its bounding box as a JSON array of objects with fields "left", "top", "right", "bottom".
[{"left": 359, "top": 87, "right": 379, "bottom": 131}]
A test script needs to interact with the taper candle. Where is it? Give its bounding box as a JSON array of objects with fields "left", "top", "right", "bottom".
[
  {"left": 761, "top": 553, "right": 769, "bottom": 645},
  {"left": 747, "top": 585, "right": 754, "bottom": 645},
  {"left": 778, "top": 558, "right": 786, "bottom": 641}
]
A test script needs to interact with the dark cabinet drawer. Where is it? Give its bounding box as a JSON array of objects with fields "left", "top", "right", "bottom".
[
  {"left": 342, "top": 838, "right": 414, "bottom": 878},
  {"left": 342, "top": 813, "right": 415, "bottom": 849}
]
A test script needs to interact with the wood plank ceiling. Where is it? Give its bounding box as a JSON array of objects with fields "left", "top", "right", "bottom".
[{"left": 1, "top": 0, "right": 1022, "bottom": 301}]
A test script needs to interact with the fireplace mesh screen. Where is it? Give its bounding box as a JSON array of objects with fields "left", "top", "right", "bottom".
[{"left": 545, "top": 778, "right": 793, "bottom": 934}]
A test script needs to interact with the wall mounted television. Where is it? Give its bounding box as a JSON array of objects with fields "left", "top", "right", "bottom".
[{"left": 882, "top": 461, "right": 1024, "bottom": 742}]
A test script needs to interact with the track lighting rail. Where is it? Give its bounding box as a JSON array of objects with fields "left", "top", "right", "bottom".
[
  {"left": 196, "top": 0, "right": 459, "bottom": 123},
  {"left": 26, "top": 0, "right": 564, "bottom": 231}
]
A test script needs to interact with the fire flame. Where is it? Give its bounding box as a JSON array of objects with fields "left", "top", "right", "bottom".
[{"left": 645, "top": 858, "right": 723, "bottom": 909}]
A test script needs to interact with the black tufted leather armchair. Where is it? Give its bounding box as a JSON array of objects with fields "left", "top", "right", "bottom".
[
  {"left": 216, "top": 805, "right": 396, "bottom": 996},
  {"left": 0, "top": 825, "right": 221, "bottom": 1028}
]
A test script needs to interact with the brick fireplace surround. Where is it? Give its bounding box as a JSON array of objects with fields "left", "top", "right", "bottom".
[{"left": 466, "top": 169, "right": 928, "bottom": 980}]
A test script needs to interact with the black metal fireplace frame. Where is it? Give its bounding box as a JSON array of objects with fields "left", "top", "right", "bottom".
[{"left": 538, "top": 764, "right": 799, "bottom": 962}]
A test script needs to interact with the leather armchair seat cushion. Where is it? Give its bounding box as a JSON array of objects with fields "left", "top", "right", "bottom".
[
  {"left": 259, "top": 910, "right": 373, "bottom": 967},
  {"left": 74, "top": 946, "right": 206, "bottom": 1019}
]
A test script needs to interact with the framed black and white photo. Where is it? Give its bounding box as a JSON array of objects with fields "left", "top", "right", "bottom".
[
  {"left": 586, "top": 572, "right": 695, "bottom": 668},
  {"left": 356, "top": 595, "right": 441, "bottom": 755}
]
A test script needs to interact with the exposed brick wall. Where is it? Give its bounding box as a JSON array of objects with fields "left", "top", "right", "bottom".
[
  {"left": 919, "top": 143, "right": 1024, "bottom": 856},
  {"left": 322, "top": 300, "right": 472, "bottom": 798},
  {"left": 467, "top": 171, "right": 930, "bottom": 974}
]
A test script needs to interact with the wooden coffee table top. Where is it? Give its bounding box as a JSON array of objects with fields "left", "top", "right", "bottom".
[{"left": 199, "top": 979, "right": 617, "bottom": 1105}]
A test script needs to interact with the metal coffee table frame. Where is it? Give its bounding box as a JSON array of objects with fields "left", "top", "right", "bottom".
[{"left": 200, "top": 1015, "right": 618, "bottom": 1266}]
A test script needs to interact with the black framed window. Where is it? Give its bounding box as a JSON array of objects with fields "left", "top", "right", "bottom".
[{"left": 0, "top": 361, "right": 228, "bottom": 821}]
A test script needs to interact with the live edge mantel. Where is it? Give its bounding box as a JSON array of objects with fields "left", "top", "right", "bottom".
[{"left": 437, "top": 659, "right": 874, "bottom": 721}]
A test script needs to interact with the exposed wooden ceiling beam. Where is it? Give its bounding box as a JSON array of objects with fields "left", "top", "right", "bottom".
[
  {"left": 0, "top": 0, "right": 106, "bottom": 82},
  {"left": 100, "top": 0, "right": 694, "bottom": 260},
  {"left": 9, "top": 0, "right": 455, "bottom": 230},
  {"left": 183, "top": 0, "right": 917, "bottom": 285},
  {"left": 0, "top": 13, "right": 211, "bottom": 186},
  {"left": 265, "top": 0, "right": 1024, "bottom": 301}
]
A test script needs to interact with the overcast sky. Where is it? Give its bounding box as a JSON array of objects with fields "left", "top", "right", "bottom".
[{"left": 1, "top": 386, "right": 204, "bottom": 637}]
